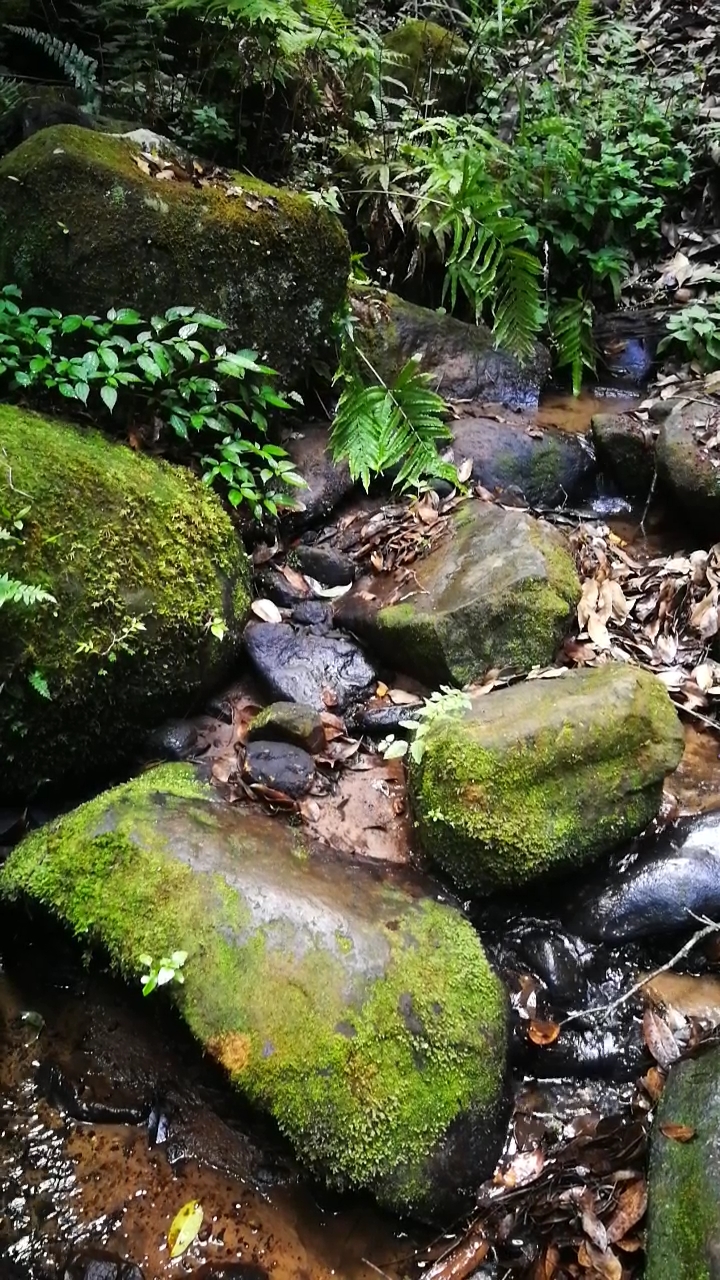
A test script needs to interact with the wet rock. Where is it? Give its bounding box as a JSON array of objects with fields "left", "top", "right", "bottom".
[
  {"left": 451, "top": 417, "right": 595, "bottom": 506},
  {"left": 515, "top": 1022, "right": 644, "bottom": 1081},
  {"left": 0, "top": 405, "right": 249, "bottom": 804},
  {"left": 291, "top": 544, "right": 355, "bottom": 587},
  {"left": 595, "top": 309, "right": 665, "bottom": 386},
  {"left": 1, "top": 764, "right": 509, "bottom": 1218},
  {"left": 565, "top": 811, "right": 720, "bottom": 942},
  {"left": 646, "top": 1044, "right": 720, "bottom": 1280},
  {"left": 63, "top": 1252, "right": 144, "bottom": 1280},
  {"left": 351, "top": 289, "right": 550, "bottom": 410},
  {"left": 243, "top": 740, "right": 316, "bottom": 797},
  {"left": 336, "top": 502, "right": 580, "bottom": 686},
  {"left": 290, "top": 600, "right": 333, "bottom": 627},
  {"left": 244, "top": 622, "right": 376, "bottom": 713},
  {"left": 591, "top": 412, "right": 657, "bottom": 499},
  {"left": 254, "top": 565, "right": 308, "bottom": 607},
  {"left": 351, "top": 703, "right": 423, "bottom": 736},
  {"left": 657, "top": 402, "right": 720, "bottom": 537},
  {"left": 410, "top": 665, "right": 684, "bottom": 893},
  {"left": 194, "top": 1267, "right": 268, "bottom": 1280},
  {"left": 280, "top": 423, "right": 355, "bottom": 529},
  {"left": 510, "top": 925, "right": 591, "bottom": 1007},
  {"left": 145, "top": 719, "right": 198, "bottom": 762},
  {"left": 247, "top": 702, "right": 326, "bottom": 754}
]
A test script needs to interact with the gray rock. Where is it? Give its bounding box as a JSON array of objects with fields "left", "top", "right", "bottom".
[
  {"left": 351, "top": 289, "right": 550, "bottom": 409},
  {"left": 254, "top": 565, "right": 308, "bottom": 607},
  {"left": 290, "top": 600, "right": 333, "bottom": 627},
  {"left": 591, "top": 412, "right": 657, "bottom": 499},
  {"left": 646, "top": 1045, "right": 720, "bottom": 1280},
  {"left": 409, "top": 665, "right": 684, "bottom": 892},
  {"left": 657, "top": 402, "right": 720, "bottom": 536},
  {"left": 243, "top": 740, "right": 315, "bottom": 797},
  {"left": 335, "top": 501, "right": 580, "bottom": 686},
  {"left": 247, "top": 702, "right": 326, "bottom": 753},
  {"left": 0, "top": 764, "right": 509, "bottom": 1218},
  {"left": 281, "top": 424, "right": 355, "bottom": 529},
  {"left": 292, "top": 544, "right": 355, "bottom": 586},
  {"left": 146, "top": 719, "right": 198, "bottom": 761},
  {"left": 565, "top": 811, "right": 720, "bottom": 942},
  {"left": 244, "top": 622, "right": 376, "bottom": 712},
  {"left": 451, "top": 417, "right": 595, "bottom": 505}
]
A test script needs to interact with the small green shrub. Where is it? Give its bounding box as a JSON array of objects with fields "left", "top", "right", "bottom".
[
  {"left": 658, "top": 300, "right": 720, "bottom": 372},
  {"left": 380, "top": 686, "right": 472, "bottom": 764}
]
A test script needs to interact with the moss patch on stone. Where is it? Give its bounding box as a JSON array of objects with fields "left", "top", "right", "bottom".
[
  {"left": 0, "top": 405, "right": 250, "bottom": 800},
  {"left": 383, "top": 19, "right": 470, "bottom": 110},
  {"left": 410, "top": 665, "right": 684, "bottom": 892},
  {"left": 0, "top": 125, "right": 349, "bottom": 381},
  {"left": 0, "top": 763, "right": 508, "bottom": 1215}
]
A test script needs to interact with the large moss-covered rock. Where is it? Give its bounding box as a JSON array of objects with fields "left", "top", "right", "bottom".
[
  {"left": 383, "top": 19, "right": 470, "bottom": 111},
  {"left": 657, "top": 403, "right": 720, "bottom": 538},
  {"left": 410, "top": 665, "right": 684, "bottom": 893},
  {"left": 351, "top": 288, "right": 550, "bottom": 409},
  {"left": 336, "top": 501, "right": 580, "bottom": 686},
  {"left": 0, "top": 406, "right": 250, "bottom": 801},
  {"left": 0, "top": 125, "right": 349, "bottom": 380},
  {"left": 0, "top": 763, "right": 509, "bottom": 1218},
  {"left": 646, "top": 1046, "right": 720, "bottom": 1280}
]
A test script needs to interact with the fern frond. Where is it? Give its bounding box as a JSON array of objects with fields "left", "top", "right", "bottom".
[
  {"left": 551, "top": 294, "right": 597, "bottom": 396},
  {"left": 0, "top": 572, "right": 56, "bottom": 609},
  {"left": 492, "top": 245, "right": 544, "bottom": 362},
  {"left": 0, "top": 74, "right": 23, "bottom": 116},
  {"left": 28, "top": 669, "right": 51, "bottom": 699},
  {"left": 6, "top": 28, "right": 99, "bottom": 105}
]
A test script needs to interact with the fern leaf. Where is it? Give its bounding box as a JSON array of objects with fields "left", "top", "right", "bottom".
[
  {"left": 6, "top": 28, "right": 99, "bottom": 106},
  {"left": 28, "top": 669, "right": 51, "bottom": 699},
  {"left": 0, "top": 572, "right": 56, "bottom": 608},
  {"left": 551, "top": 295, "right": 597, "bottom": 396}
]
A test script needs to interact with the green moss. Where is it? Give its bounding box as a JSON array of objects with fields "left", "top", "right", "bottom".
[
  {"left": 0, "top": 764, "right": 507, "bottom": 1213},
  {"left": 0, "top": 405, "right": 250, "bottom": 799},
  {"left": 383, "top": 19, "right": 470, "bottom": 110},
  {"left": 410, "top": 666, "right": 684, "bottom": 891},
  {"left": 0, "top": 126, "right": 350, "bottom": 381}
]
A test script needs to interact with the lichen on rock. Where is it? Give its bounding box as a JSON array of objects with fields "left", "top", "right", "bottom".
[
  {"left": 0, "top": 125, "right": 350, "bottom": 381},
  {"left": 0, "top": 763, "right": 509, "bottom": 1218},
  {"left": 409, "top": 664, "right": 684, "bottom": 893},
  {"left": 0, "top": 405, "right": 250, "bottom": 801}
]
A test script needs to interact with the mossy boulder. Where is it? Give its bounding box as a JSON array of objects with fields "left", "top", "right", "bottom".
[
  {"left": 0, "top": 125, "right": 350, "bottom": 381},
  {"left": 657, "top": 403, "right": 720, "bottom": 538},
  {"left": 410, "top": 665, "right": 684, "bottom": 894},
  {"left": 351, "top": 288, "right": 550, "bottom": 410},
  {"left": 383, "top": 19, "right": 470, "bottom": 112},
  {"left": 591, "top": 412, "right": 657, "bottom": 499},
  {"left": 646, "top": 1046, "right": 720, "bottom": 1280},
  {"left": 0, "top": 405, "right": 250, "bottom": 801},
  {"left": 335, "top": 501, "right": 580, "bottom": 686},
  {"left": 247, "top": 701, "right": 326, "bottom": 753},
  {"left": 0, "top": 763, "right": 509, "bottom": 1218}
]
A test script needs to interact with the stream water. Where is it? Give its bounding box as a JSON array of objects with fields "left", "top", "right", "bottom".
[{"left": 3, "top": 390, "right": 719, "bottom": 1280}]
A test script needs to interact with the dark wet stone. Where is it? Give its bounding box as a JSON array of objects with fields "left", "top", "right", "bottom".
[
  {"left": 243, "top": 740, "right": 316, "bottom": 797},
  {"left": 36, "top": 1060, "right": 146, "bottom": 1124},
  {"left": 194, "top": 1267, "right": 268, "bottom": 1280},
  {"left": 591, "top": 412, "right": 656, "bottom": 499},
  {"left": 565, "top": 811, "right": 720, "bottom": 942},
  {"left": 646, "top": 1044, "right": 720, "bottom": 1280},
  {"left": 515, "top": 1021, "right": 644, "bottom": 1081},
  {"left": 291, "top": 544, "right": 355, "bottom": 587},
  {"left": 451, "top": 417, "right": 595, "bottom": 506},
  {"left": 247, "top": 702, "right": 326, "bottom": 754},
  {"left": 657, "top": 403, "right": 720, "bottom": 537},
  {"left": 290, "top": 600, "right": 333, "bottom": 627},
  {"left": 63, "top": 1251, "right": 144, "bottom": 1280},
  {"left": 254, "top": 565, "right": 307, "bottom": 607},
  {"left": 280, "top": 423, "right": 355, "bottom": 530},
  {"left": 512, "top": 926, "right": 591, "bottom": 1006},
  {"left": 595, "top": 309, "right": 665, "bottom": 386},
  {"left": 145, "top": 719, "right": 198, "bottom": 762},
  {"left": 351, "top": 703, "right": 423, "bottom": 736},
  {"left": 352, "top": 288, "right": 550, "bottom": 409},
  {"left": 244, "top": 622, "right": 376, "bottom": 713}
]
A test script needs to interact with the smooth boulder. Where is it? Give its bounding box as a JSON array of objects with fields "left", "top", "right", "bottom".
[
  {"left": 410, "top": 665, "right": 684, "bottom": 893},
  {"left": 247, "top": 702, "right": 326, "bottom": 754},
  {"left": 351, "top": 289, "right": 550, "bottom": 409},
  {"left": 591, "top": 412, "right": 656, "bottom": 499},
  {"left": 451, "top": 417, "right": 595, "bottom": 506},
  {"left": 335, "top": 501, "right": 580, "bottom": 686},
  {"left": 0, "top": 764, "right": 509, "bottom": 1217},
  {"left": 0, "top": 126, "right": 349, "bottom": 380},
  {"left": 657, "top": 402, "right": 720, "bottom": 537},
  {"left": 0, "top": 406, "right": 250, "bottom": 802},
  {"left": 565, "top": 811, "right": 720, "bottom": 942},
  {"left": 244, "top": 622, "right": 376, "bottom": 712},
  {"left": 646, "top": 1046, "right": 720, "bottom": 1280}
]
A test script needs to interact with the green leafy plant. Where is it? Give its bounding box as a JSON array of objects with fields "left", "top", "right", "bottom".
[
  {"left": 6, "top": 27, "right": 100, "bottom": 110},
  {"left": 0, "top": 499, "right": 55, "bottom": 698},
  {"left": 380, "top": 685, "right": 472, "bottom": 764},
  {"left": 0, "top": 286, "right": 305, "bottom": 520},
  {"left": 658, "top": 300, "right": 720, "bottom": 372},
  {"left": 139, "top": 950, "right": 188, "bottom": 996}
]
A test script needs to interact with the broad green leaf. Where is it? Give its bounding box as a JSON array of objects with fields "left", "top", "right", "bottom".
[{"left": 168, "top": 1201, "right": 203, "bottom": 1259}]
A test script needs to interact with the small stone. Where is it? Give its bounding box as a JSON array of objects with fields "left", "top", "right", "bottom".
[
  {"left": 254, "top": 565, "right": 308, "bottom": 607},
  {"left": 63, "top": 1252, "right": 144, "bottom": 1280},
  {"left": 247, "top": 702, "right": 326, "bottom": 754},
  {"left": 145, "top": 719, "right": 198, "bottom": 761},
  {"left": 657, "top": 403, "right": 720, "bottom": 537},
  {"left": 243, "top": 740, "right": 315, "bottom": 797},
  {"left": 350, "top": 704, "right": 423, "bottom": 736},
  {"left": 292, "top": 544, "right": 355, "bottom": 587},
  {"left": 244, "top": 622, "right": 376, "bottom": 713},
  {"left": 290, "top": 600, "right": 333, "bottom": 627}
]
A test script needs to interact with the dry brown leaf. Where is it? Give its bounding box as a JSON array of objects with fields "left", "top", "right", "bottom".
[
  {"left": 387, "top": 688, "right": 423, "bottom": 705},
  {"left": 251, "top": 598, "right": 283, "bottom": 624},
  {"left": 424, "top": 1234, "right": 489, "bottom": 1280},
  {"left": 581, "top": 1189, "right": 608, "bottom": 1251},
  {"left": 496, "top": 1146, "right": 545, "bottom": 1189},
  {"left": 376, "top": 681, "right": 389, "bottom": 698},
  {"left": 456, "top": 457, "right": 474, "bottom": 484},
  {"left": 280, "top": 565, "right": 310, "bottom": 594},
  {"left": 587, "top": 611, "right": 612, "bottom": 650},
  {"left": 527, "top": 1019, "right": 561, "bottom": 1046},
  {"left": 642, "top": 1008, "right": 681, "bottom": 1070},
  {"left": 577, "top": 1239, "right": 622, "bottom": 1280},
  {"left": 578, "top": 578, "right": 600, "bottom": 628},
  {"left": 640, "top": 1066, "right": 666, "bottom": 1103},
  {"left": 659, "top": 1122, "right": 696, "bottom": 1142},
  {"left": 690, "top": 588, "right": 719, "bottom": 638},
  {"left": 605, "top": 1179, "right": 648, "bottom": 1244}
]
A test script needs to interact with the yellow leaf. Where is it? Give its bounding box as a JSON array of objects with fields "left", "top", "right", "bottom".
[{"left": 168, "top": 1200, "right": 203, "bottom": 1259}]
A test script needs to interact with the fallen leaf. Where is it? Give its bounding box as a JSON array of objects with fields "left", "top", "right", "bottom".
[
  {"left": 640, "top": 1065, "right": 666, "bottom": 1102},
  {"left": 376, "top": 681, "right": 389, "bottom": 698},
  {"left": 387, "top": 688, "right": 423, "bottom": 705},
  {"left": 643, "top": 1008, "right": 681, "bottom": 1069},
  {"left": 660, "top": 1122, "right": 696, "bottom": 1142},
  {"left": 587, "top": 611, "right": 612, "bottom": 649},
  {"left": 251, "top": 598, "right": 283, "bottom": 624},
  {"left": 606, "top": 1179, "right": 648, "bottom": 1244},
  {"left": 167, "top": 1200, "right": 203, "bottom": 1259},
  {"left": 577, "top": 1240, "right": 622, "bottom": 1280},
  {"left": 456, "top": 457, "right": 474, "bottom": 484},
  {"left": 424, "top": 1233, "right": 489, "bottom": 1280},
  {"left": 496, "top": 1146, "right": 545, "bottom": 1188},
  {"left": 527, "top": 1018, "right": 561, "bottom": 1046}
]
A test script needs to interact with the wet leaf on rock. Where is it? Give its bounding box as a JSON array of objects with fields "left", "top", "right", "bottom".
[
  {"left": 605, "top": 1179, "right": 648, "bottom": 1244},
  {"left": 642, "top": 1008, "right": 681, "bottom": 1069},
  {"left": 659, "top": 1121, "right": 696, "bottom": 1142},
  {"left": 527, "top": 1018, "right": 561, "bottom": 1046},
  {"left": 251, "top": 598, "right": 283, "bottom": 624},
  {"left": 167, "top": 1199, "right": 203, "bottom": 1258},
  {"left": 424, "top": 1232, "right": 489, "bottom": 1280}
]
